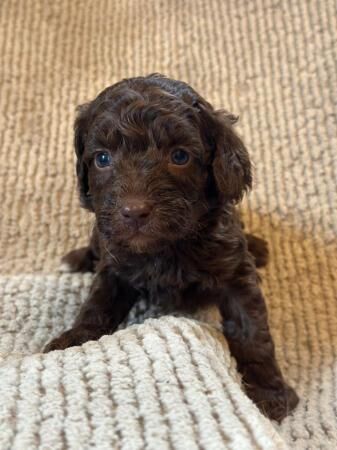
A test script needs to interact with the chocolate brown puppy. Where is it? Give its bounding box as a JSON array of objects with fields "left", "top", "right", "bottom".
[{"left": 45, "top": 74, "right": 298, "bottom": 421}]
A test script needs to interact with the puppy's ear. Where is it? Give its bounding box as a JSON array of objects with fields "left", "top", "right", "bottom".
[
  {"left": 198, "top": 104, "right": 252, "bottom": 203},
  {"left": 74, "top": 103, "right": 93, "bottom": 211},
  {"left": 212, "top": 111, "right": 252, "bottom": 202}
]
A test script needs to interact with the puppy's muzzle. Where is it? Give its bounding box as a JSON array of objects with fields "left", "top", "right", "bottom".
[{"left": 120, "top": 197, "right": 153, "bottom": 230}]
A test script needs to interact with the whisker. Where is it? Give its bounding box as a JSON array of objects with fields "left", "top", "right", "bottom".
[{"left": 103, "top": 243, "right": 120, "bottom": 266}]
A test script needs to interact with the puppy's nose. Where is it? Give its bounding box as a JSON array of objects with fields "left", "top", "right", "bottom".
[{"left": 121, "top": 199, "right": 152, "bottom": 227}]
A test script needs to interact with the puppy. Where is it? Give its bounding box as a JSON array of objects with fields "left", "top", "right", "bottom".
[{"left": 45, "top": 74, "right": 298, "bottom": 421}]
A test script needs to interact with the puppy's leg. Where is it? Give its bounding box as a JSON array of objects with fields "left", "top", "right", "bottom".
[
  {"left": 60, "top": 246, "right": 98, "bottom": 272},
  {"left": 44, "top": 268, "right": 139, "bottom": 352},
  {"left": 245, "top": 233, "right": 269, "bottom": 268},
  {"left": 61, "top": 247, "right": 97, "bottom": 272},
  {"left": 220, "top": 262, "right": 298, "bottom": 422},
  {"left": 61, "top": 227, "right": 100, "bottom": 273}
]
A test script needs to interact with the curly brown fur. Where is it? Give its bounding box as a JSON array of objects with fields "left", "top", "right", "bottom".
[{"left": 45, "top": 74, "right": 298, "bottom": 422}]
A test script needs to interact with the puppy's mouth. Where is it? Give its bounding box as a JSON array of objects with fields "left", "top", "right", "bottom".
[
  {"left": 98, "top": 208, "right": 195, "bottom": 253},
  {"left": 121, "top": 222, "right": 180, "bottom": 253},
  {"left": 127, "top": 231, "right": 155, "bottom": 252}
]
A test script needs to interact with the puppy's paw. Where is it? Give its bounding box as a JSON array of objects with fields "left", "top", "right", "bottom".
[
  {"left": 246, "top": 234, "right": 269, "bottom": 268},
  {"left": 60, "top": 247, "right": 96, "bottom": 273},
  {"left": 246, "top": 382, "right": 299, "bottom": 422},
  {"left": 43, "top": 327, "right": 96, "bottom": 352}
]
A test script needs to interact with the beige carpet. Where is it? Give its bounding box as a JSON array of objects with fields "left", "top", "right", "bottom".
[{"left": 0, "top": 0, "right": 336, "bottom": 448}]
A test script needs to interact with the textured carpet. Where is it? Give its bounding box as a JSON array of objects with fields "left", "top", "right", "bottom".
[{"left": 0, "top": 0, "right": 336, "bottom": 448}]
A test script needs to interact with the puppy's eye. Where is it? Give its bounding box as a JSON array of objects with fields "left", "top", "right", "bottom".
[
  {"left": 170, "top": 149, "right": 190, "bottom": 166},
  {"left": 95, "top": 151, "right": 112, "bottom": 168}
]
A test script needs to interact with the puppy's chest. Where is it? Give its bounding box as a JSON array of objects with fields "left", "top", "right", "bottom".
[
  {"left": 114, "top": 250, "right": 225, "bottom": 298},
  {"left": 117, "top": 255, "right": 188, "bottom": 292}
]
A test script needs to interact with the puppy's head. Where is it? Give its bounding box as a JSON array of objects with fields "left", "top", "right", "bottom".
[{"left": 74, "top": 74, "right": 252, "bottom": 253}]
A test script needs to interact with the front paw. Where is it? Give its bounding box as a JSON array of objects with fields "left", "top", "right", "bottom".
[
  {"left": 246, "top": 382, "right": 299, "bottom": 422},
  {"left": 43, "top": 327, "right": 97, "bottom": 352}
]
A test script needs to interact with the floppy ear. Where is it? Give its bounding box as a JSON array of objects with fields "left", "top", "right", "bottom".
[
  {"left": 74, "top": 103, "right": 93, "bottom": 211},
  {"left": 198, "top": 105, "right": 252, "bottom": 203},
  {"left": 212, "top": 111, "right": 252, "bottom": 203}
]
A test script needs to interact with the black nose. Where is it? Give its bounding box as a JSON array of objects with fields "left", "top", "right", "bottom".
[{"left": 121, "top": 199, "right": 152, "bottom": 228}]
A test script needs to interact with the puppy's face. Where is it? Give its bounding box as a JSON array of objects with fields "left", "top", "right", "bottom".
[
  {"left": 75, "top": 76, "right": 252, "bottom": 253},
  {"left": 84, "top": 103, "right": 210, "bottom": 252}
]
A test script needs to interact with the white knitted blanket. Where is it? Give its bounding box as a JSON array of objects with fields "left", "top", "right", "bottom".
[{"left": 0, "top": 275, "right": 287, "bottom": 450}]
